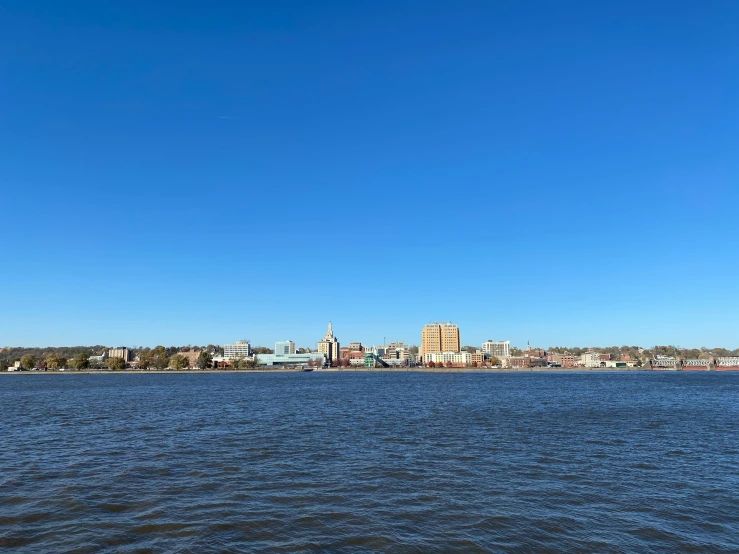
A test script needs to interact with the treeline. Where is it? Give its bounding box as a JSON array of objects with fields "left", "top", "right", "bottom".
[
  {"left": 545, "top": 345, "right": 739, "bottom": 359},
  {"left": 0, "top": 346, "right": 105, "bottom": 369}
]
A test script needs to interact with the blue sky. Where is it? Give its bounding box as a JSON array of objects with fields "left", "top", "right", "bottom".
[{"left": 1, "top": 1, "right": 738, "bottom": 349}]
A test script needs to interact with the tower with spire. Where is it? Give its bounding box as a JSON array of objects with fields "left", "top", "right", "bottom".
[{"left": 318, "top": 321, "right": 340, "bottom": 365}]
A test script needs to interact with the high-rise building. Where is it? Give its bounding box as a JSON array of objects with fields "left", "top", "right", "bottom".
[
  {"left": 275, "top": 340, "right": 296, "bottom": 355},
  {"left": 223, "top": 340, "right": 252, "bottom": 360},
  {"left": 420, "top": 323, "right": 460, "bottom": 356},
  {"left": 482, "top": 340, "right": 510, "bottom": 359},
  {"left": 317, "top": 322, "right": 340, "bottom": 364}
]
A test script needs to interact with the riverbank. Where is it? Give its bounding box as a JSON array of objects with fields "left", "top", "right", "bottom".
[{"left": 3, "top": 367, "right": 650, "bottom": 375}]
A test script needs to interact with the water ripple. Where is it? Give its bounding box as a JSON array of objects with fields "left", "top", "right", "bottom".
[{"left": 1, "top": 372, "right": 738, "bottom": 552}]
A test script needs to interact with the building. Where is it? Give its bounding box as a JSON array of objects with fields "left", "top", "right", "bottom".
[
  {"left": 550, "top": 353, "right": 575, "bottom": 367},
  {"left": 275, "top": 341, "right": 296, "bottom": 355},
  {"left": 482, "top": 340, "right": 510, "bottom": 359},
  {"left": 471, "top": 351, "right": 484, "bottom": 366},
  {"left": 383, "top": 342, "right": 411, "bottom": 363},
  {"left": 317, "top": 322, "right": 340, "bottom": 364},
  {"left": 108, "top": 348, "right": 131, "bottom": 362},
  {"left": 580, "top": 352, "right": 604, "bottom": 367},
  {"left": 421, "top": 323, "right": 460, "bottom": 356},
  {"left": 223, "top": 341, "right": 252, "bottom": 360},
  {"left": 508, "top": 356, "right": 527, "bottom": 368},
  {"left": 423, "top": 351, "right": 472, "bottom": 367},
  {"left": 346, "top": 342, "right": 364, "bottom": 352},
  {"left": 255, "top": 352, "right": 325, "bottom": 367}
]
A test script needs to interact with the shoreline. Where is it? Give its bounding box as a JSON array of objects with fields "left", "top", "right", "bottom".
[{"left": 1, "top": 367, "right": 670, "bottom": 375}]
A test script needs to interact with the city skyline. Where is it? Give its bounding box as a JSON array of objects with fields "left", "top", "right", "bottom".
[{"left": 4, "top": 317, "right": 737, "bottom": 353}]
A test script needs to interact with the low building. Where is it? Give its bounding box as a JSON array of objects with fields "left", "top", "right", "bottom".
[
  {"left": 550, "top": 353, "right": 576, "bottom": 367},
  {"left": 383, "top": 343, "right": 411, "bottom": 364},
  {"left": 255, "top": 352, "right": 325, "bottom": 367},
  {"left": 508, "top": 356, "right": 526, "bottom": 368},
  {"left": 471, "top": 351, "right": 484, "bottom": 366},
  {"left": 603, "top": 360, "right": 638, "bottom": 368},
  {"left": 423, "top": 351, "right": 472, "bottom": 367}
]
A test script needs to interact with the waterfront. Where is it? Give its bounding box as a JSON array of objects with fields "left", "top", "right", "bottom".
[{"left": 1, "top": 372, "right": 738, "bottom": 552}]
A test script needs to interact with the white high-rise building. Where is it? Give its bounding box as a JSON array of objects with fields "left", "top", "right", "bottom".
[
  {"left": 275, "top": 340, "right": 296, "bottom": 355},
  {"left": 482, "top": 340, "right": 510, "bottom": 359},
  {"left": 224, "top": 340, "right": 252, "bottom": 360}
]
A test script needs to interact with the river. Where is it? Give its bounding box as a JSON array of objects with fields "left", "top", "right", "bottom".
[{"left": 1, "top": 371, "right": 738, "bottom": 552}]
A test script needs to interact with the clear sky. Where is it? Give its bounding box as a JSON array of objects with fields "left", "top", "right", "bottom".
[{"left": 2, "top": 1, "right": 738, "bottom": 350}]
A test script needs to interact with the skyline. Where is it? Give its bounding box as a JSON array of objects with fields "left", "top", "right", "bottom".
[{"left": 2, "top": 1, "right": 738, "bottom": 348}]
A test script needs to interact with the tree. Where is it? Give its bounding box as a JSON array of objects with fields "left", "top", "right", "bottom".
[
  {"left": 138, "top": 349, "right": 152, "bottom": 369},
  {"left": 462, "top": 346, "right": 477, "bottom": 354},
  {"left": 472, "top": 361, "right": 478, "bottom": 368},
  {"left": 71, "top": 353, "right": 90, "bottom": 370},
  {"left": 20, "top": 354, "right": 37, "bottom": 369},
  {"left": 45, "top": 353, "right": 67, "bottom": 370},
  {"left": 409, "top": 345, "right": 419, "bottom": 355},
  {"left": 489, "top": 356, "right": 502, "bottom": 366},
  {"left": 151, "top": 346, "right": 169, "bottom": 370},
  {"left": 169, "top": 354, "right": 188, "bottom": 370},
  {"left": 445, "top": 361, "right": 453, "bottom": 368},
  {"left": 154, "top": 354, "right": 170, "bottom": 370},
  {"left": 106, "top": 357, "right": 126, "bottom": 370},
  {"left": 428, "top": 361, "right": 436, "bottom": 368},
  {"left": 197, "top": 351, "right": 212, "bottom": 370}
]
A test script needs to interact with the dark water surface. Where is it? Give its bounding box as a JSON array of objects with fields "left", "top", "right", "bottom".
[{"left": 1, "top": 372, "right": 738, "bottom": 553}]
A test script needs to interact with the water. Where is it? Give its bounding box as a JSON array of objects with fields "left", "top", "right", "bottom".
[{"left": 1, "top": 372, "right": 738, "bottom": 553}]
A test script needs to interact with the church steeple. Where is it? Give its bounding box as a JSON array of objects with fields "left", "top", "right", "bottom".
[{"left": 326, "top": 321, "right": 333, "bottom": 338}]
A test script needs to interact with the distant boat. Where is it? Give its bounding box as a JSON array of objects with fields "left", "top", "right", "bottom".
[{"left": 302, "top": 367, "right": 314, "bottom": 372}]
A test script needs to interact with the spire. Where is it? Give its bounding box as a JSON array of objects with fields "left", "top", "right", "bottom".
[{"left": 325, "top": 321, "right": 333, "bottom": 339}]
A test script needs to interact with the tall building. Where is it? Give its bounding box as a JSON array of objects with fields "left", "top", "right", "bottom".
[
  {"left": 223, "top": 340, "right": 252, "bottom": 360},
  {"left": 421, "top": 323, "right": 460, "bottom": 356},
  {"left": 482, "top": 340, "right": 510, "bottom": 359},
  {"left": 317, "top": 322, "right": 340, "bottom": 364},
  {"left": 275, "top": 340, "right": 296, "bottom": 355}
]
